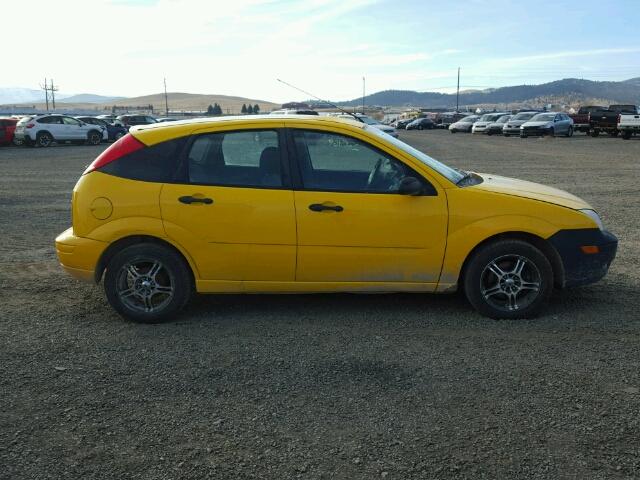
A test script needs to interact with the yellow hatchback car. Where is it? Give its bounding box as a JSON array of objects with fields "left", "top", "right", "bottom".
[{"left": 55, "top": 115, "right": 617, "bottom": 322}]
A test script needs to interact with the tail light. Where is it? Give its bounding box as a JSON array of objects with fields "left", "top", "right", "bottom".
[
  {"left": 25, "top": 123, "right": 35, "bottom": 129},
  {"left": 83, "top": 134, "right": 144, "bottom": 175}
]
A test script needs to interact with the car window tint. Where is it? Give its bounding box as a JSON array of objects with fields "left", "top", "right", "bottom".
[
  {"left": 293, "top": 130, "right": 422, "bottom": 194},
  {"left": 38, "top": 116, "right": 61, "bottom": 124},
  {"left": 99, "top": 137, "right": 186, "bottom": 183},
  {"left": 188, "top": 130, "right": 282, "bottom": 188}
]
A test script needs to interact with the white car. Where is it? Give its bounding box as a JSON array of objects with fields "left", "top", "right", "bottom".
[
  {"left": 14, "top": 114, "right": 105, "bottom": 147},
  {"left": 334, "top": 113, "right": 399, "bottom": 138},
  {"left": 449, "top": 115, "right": 480, "bottom": 133},
  {"left": 471, "top": 113, "right": 509, "bottom": 134}
]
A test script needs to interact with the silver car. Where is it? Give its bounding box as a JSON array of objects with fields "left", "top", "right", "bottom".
[
  {"left": 471, "top": 113, "right": 508, "bottom": 134},
  {"left": 520, "top": 112, "right": 574, "bottom": 138},
  {"left": 502, "top": 112, "right": 538, "bottom": 136},
  {"left": 449, "top": 115, "right": 479, "bottom": 133},
  {"left": 485, "top": 114, "right": 512, "bottom": 135}
]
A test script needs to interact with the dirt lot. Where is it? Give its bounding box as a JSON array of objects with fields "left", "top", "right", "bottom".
[{"left": 1, "top": 131, "right": 639, "bottom": 479}]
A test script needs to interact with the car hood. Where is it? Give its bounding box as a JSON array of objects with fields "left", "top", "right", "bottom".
[
  {"left": 473, "top": 121, "right": 491, "bottom": 127},
  {"left": 505, "top": 120, "right": 528, "bottom": 127},
  {"left": 452, "top": 121, "right": 474, "bottom": 126},
  {"left": 472, "top": 173, "right": 591, "bottom": 210},
  {"left": 522, "top": 121, "right": 552, "bottom": 128}
]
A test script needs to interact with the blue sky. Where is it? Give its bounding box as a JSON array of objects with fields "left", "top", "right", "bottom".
[{"left": 4, "top": 0, "right": 639, "bottom": 102}]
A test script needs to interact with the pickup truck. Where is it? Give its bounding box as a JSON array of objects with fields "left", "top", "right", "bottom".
[
  {"left": 589, "top": 104, "right": 639, "bottom": 137},
  {"left": 569, "top": 106, "right": 604, "bottom": 134},
  {"left": 618, "top": 110, "right": 640, "bottom": 139}
]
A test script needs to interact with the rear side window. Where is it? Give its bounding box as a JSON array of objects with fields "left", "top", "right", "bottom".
[
  {"left": 99, "top": 137, "right": 186, "bottom": 182},
  {"left": 187, "top": 130, "right": 283, "bottom": 188},
  {"left": 38, "top": 116, "right": 62, "bottom": 124}
]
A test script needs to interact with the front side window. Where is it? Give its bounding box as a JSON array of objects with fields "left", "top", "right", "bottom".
[
  {"left": 188, "top": 130, "right": 283, "bottom": 188},
  {"left": 292, "top": 130, "right": 430, "bottom": 194},
  {"left": 38, "top": 116, "right": 62, "bottom": 124}
]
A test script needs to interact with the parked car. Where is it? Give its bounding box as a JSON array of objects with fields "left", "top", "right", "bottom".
[
  {"left": 156, "top": 117, "right": 180, "bottom": 123},
  {"left": 0, "top": 117, "right": 19, "bottom": 145},
  {"left": 406, "top": 117, "right": 435, "bottom": 130},
  {"left": 14, "top": 114, "right": 105, "bottom": 147},
  {"left": 471, "top": 113, "right": 508, "bottom": 134},
  {"left": 55, "top": 116, "right": 616, "bottom": 323},
  {"left": 568, "top": 106, "right": 604, "bottom": 134},
  {"left": 394, "top": 118, "right": 414, "bottom": 129},
  {"left": 502, "top": 112, "right": 538, "bottom": 136},
  {"left": 116, "top": 114, "right": 158, "bottom": 130},
  {"left": 589, "top": 105, "right": 639, "bottom": 137},
  {"left": 76, "top": 116, "right": 127, "bottom": 142},
  {"left": 618, "top": 111, "right": 640, "bottom": 139},
  {"left": 485, "top": 115, "right": 512, "bottom": 135},
  {"left": 334, "top": 113, "right": 399, "bottom": 138},
  {"left": 520, "top": 113, "right": 574, "bottom": 138},
  {"left": 449, "top": 115, "right": 479, "bottom": 133}
]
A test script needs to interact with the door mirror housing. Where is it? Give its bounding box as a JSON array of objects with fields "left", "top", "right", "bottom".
[{"left": 398, "top": 176, "right": 423, "bottom": 196}]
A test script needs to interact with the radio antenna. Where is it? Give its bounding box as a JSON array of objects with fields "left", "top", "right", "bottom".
[{"left": 276, "top": 78, "right": 361, "bottom": 121}]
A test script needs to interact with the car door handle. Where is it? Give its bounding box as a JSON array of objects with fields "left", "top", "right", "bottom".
[
  {"left": 309, "top": 203, "right": 343, "bottom": 212},
  {"left": 179, "top": 195, "right": 213, "bottom": 205}
]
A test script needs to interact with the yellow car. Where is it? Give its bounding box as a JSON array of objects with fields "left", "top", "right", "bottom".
[{"left": 55, "top": 115, "right": 617, "bottom": 322}]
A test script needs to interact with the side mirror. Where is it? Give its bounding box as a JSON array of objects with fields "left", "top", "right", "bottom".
[{"left": 398, "top": 176, "right": 423, "bottom": 196}]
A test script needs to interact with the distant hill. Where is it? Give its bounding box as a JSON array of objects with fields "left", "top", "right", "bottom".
[
  {"left": 60, "top": 93, "right": 126, "bottom": 104},
  {"left": 0, "top": 88, "right": 45, "bottom": 104},
  {"left": 340, "top": 78, "right": 640, "bottom": 108},
  {"left": 107, "top": 92, "right": 279, "bottom": 114}
]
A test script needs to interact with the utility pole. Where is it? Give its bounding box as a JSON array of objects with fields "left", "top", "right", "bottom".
[
  {"left": 40, "top": 78, "right": 50, "bottom": 111},
  {"left": 456, "top": 67, "right": 460, "bottom": 113},
  {"left": 362, "top": 76, "right": 365, "bottom": 114},
  {"left": 164, "top": 77, "right": 169, "bottom": 115},
  {"left": 50, "top": 78, "right": 58, "bottom": 110}
]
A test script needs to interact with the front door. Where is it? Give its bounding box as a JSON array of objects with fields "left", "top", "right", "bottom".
[
  {"left": 290, "top": 129, "right": 448, "bottom": 285},
  {"left": 160, "top": 128, "right": 296, "bottom": 283}
]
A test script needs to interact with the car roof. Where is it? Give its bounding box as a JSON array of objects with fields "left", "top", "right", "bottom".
[{"left": 129, "top": 114, "right": 365, "bottom": 146}]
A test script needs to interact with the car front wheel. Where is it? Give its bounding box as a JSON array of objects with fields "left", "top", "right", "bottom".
[
  {"left": 104, "top": 243, "right": 192, "bottom": 323},
  {"left": 463, "top": 239, "right": 553, "bottom": 319},
  {"left": 87, "top": 131, "right": 102, "bottom": 145}
]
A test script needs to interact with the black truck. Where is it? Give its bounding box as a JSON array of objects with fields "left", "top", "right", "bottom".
[{"left": 589, "top": 104, "right": 639, "bottom": 137}]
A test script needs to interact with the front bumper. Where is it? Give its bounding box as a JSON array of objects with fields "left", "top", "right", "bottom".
[
  {"left": 548, "top": 229, "right": 618, "bottom": 288},
  {"left": 55, "top": 227, "right": 107, "bottom": 283},
  {"left": 521, "top": 126, "right": 552, "bottom": 136}
]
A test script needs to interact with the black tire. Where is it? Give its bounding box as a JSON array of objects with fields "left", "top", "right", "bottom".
[
  {"left": 590, "top": 129, "right": 599, "bottom": 137},
  {"left": 418, "top": 125, "right": 424, "bottom": 130},
  {"left": 36, "top": 131, "right": 53, "bottom": 148},
  {"left": 487, "top": 130, "right": 493, "bottom": 136},
  {"left": 566, "top": 126, "right": 573, "bottom": 137},
  {"left": 463, "top": 239, "right": 553, "bottom": 319},
  {"left": 622, "top": 130, "right": 632, "bottom": 140},
  {"left": 13, "top": 137, "right": 24, "bottom": 146},
  {"left": 450, "top": 129, "right": 456, "bottom": 134},
  {"left": 547, "top": 128, "right": 555, "bottom": 138},
  {"left": 104, "top": 243, "right": 193, "bottom": 323},
  {"left": 609, "top": 130, "right": 619, "bottom": 137},
  {"left": 87, "top": 130, "right": 102, "bottom": 145}
]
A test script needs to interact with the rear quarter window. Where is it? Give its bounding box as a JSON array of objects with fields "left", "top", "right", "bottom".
[{"left": 99, "top": 137, "right": 186, "bottom": 183}]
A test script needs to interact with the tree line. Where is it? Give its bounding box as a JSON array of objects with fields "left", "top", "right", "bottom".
[{"left": 206, "top": 103, "right": 261, "bottom": 116}]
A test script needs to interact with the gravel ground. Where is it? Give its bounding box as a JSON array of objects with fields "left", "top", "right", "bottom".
[{"left": 1, "top": 131, "right": 639, "bottom": 479}]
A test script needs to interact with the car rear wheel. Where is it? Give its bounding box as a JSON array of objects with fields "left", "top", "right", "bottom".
[
  {"left": 566, "top": 126, "right": 574, "bottom": 137},
  {"left": 622, "top": 130, "right": 632, "bottom": 140},
  {"left": 104, "top": 243, "right": 192, "bottom": 323},
  {"left": 36, "top": 132, "right": 53, "bottom": 148},
  {"left": 590, "top": 129, "right": 600, "bottom": 137},
  {"left": 609, "top": 130, "right": 619, "bottom": 137},
  {"left": 87, "top": 131, "right": 102, "bottom": 145},
  {"left": 463, "top": 239, "right": 553, "bottom": 319}
]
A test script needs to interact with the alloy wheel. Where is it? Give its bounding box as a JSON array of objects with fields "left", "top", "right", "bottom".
[
  {"left": 116, "top": 259, "right": 174, "bottom": 313},
  {"left": 480, "top": 254, "right": 541, "bottom": 312}
]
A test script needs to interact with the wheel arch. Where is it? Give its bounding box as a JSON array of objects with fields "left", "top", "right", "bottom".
[
  {"left": 36, "top": 129, "right": 54, "bottom": 139},
  {"left": 94, "top": 235, "right": 197, "bottom": 286},
  {"left": 458, "top": 231, "right": 565, "bottom": 291}
]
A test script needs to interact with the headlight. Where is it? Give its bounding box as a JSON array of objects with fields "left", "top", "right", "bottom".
[{"left": 579, "top": 209, "right": 604, "bottom": 230}]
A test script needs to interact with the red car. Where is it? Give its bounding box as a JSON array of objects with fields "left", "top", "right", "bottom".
[{"left": 0, "top": 117, "right": 19, "bottom": 145}]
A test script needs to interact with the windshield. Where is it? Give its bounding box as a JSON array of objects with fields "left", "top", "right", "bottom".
[
  {"left": 512, "top": 112, "right": 536, "bottom": 120},
  {"left": 366, "top": 125, "right": 464, "bottom": 184},
  {"left": 460, "top": 115, "right": 478, "bottom": 122},
  {"left": 496, "top": 115, "right": 511, "bottom": 123},
  {"left": 531, "top": 113, "right": 555, "bottom": 122}
]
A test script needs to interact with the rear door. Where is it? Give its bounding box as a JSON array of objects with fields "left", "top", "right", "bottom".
[
  {"left": 160, "top": 128, "right": 297, "bottom": 283},
  {"left": 289, "top": 128, "right": 448, "bottom": 286},
  {"left": 61, "top": 116, "right": 85, "bottom": 139}
]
